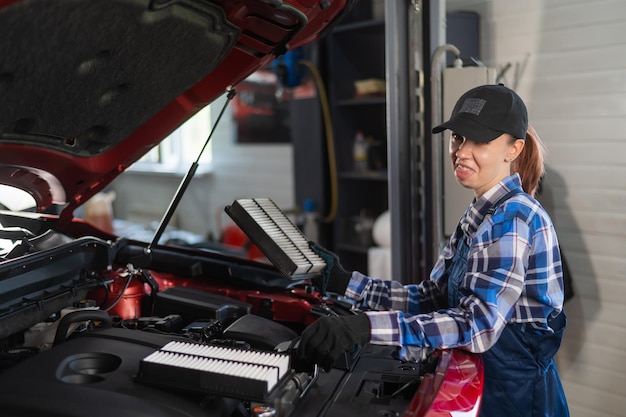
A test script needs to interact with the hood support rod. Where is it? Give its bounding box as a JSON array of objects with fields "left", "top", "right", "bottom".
[{"left": 145, "top": 88, "right": 236, "bottom": 255}]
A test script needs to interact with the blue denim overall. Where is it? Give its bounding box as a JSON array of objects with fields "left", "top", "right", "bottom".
[{"left": 446, "top": 189, "right": 569, "bottom": 417}]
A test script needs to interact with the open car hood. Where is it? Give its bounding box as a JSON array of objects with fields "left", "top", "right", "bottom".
[{"left": 0, "top": 0, "right": 353, "bottom": 222}]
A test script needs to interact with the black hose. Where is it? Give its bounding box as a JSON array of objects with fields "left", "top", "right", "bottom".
[{"left": 53, "top": 309, "right": 112, "bottom": 346}]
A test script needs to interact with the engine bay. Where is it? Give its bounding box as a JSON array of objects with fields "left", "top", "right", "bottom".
[{"left": 0, "top": 217, "right": 446, "bottom": 417}]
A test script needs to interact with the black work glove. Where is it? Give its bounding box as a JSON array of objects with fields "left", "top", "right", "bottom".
[
  {"left": 309, "top": 242, "right": 352, "bottom": 295},
  {"left": 298, "top": 313, "right": 370, "bottom": 372}
]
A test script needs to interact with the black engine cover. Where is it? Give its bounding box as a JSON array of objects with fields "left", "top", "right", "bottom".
[{"left": 0, "top": 328, "right": 242, "bottom": 417}]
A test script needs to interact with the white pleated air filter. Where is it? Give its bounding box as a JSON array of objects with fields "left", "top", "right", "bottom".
[
  {"left": 136, "top": 341, "right": 292, "bottom": 401},
  {"left": 225, "top": 198, "right": 325, "bottom": 279}
]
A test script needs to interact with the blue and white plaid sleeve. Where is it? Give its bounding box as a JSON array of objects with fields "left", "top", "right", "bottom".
[{"left": 345, "top": 271, "right": 447, "bottom": 314}]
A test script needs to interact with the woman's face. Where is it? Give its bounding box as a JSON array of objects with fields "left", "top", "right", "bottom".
[{"left": 449, "top": 132, "right": 524, "bottom": 198}]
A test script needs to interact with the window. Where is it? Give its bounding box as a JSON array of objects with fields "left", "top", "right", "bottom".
[{"left": 131, "top": 104, "right": 213, "bottom": 174}]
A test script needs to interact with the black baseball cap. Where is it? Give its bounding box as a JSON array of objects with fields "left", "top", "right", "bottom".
[{"left": 432, "top": 83, "right": 528, "bottom": 142}]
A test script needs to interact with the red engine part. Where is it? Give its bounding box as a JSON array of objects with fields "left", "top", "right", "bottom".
[
  {"left": 151, "top": 271, "right": 322, "bottom": 326},
  {"left": 88, "top": 268, "right": 150, "bottom": 319},
  {"left": 89, "top": 268, "right": 327, "bottom": 327}
]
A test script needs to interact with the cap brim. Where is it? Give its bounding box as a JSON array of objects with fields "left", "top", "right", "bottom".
[{"left": 432, "top": 116, "right": 502, "bottom": 143}]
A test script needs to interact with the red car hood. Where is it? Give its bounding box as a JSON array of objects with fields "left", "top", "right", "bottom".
[{"left": 0, "top": 0, "right": 353, "bottom": 222}]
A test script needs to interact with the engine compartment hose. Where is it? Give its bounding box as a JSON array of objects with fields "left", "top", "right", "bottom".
[{"left": 53, "top": 309, "right": 113, "bottom": 346}]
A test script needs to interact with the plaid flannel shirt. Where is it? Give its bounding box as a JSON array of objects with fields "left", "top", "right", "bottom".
[{"left": 345, "top": 174, "right": 565, "bottom": 361}]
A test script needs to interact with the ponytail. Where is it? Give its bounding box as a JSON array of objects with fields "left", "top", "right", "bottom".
[{"left": 512, "top": 124, "right": 546, "bottom": 197}]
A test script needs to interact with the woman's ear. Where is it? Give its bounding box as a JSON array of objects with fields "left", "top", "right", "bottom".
[{"left": 508, "top": 138, "right": 525, "bottom": 162}]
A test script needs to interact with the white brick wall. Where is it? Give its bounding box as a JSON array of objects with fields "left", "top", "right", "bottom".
[{"left": 446, "top": 1, "right": 626, "bottom": 415}]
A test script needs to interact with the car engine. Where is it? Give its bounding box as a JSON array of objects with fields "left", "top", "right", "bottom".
[{"left": 0, "top": 219, "right": 444, "bottom": 417}]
